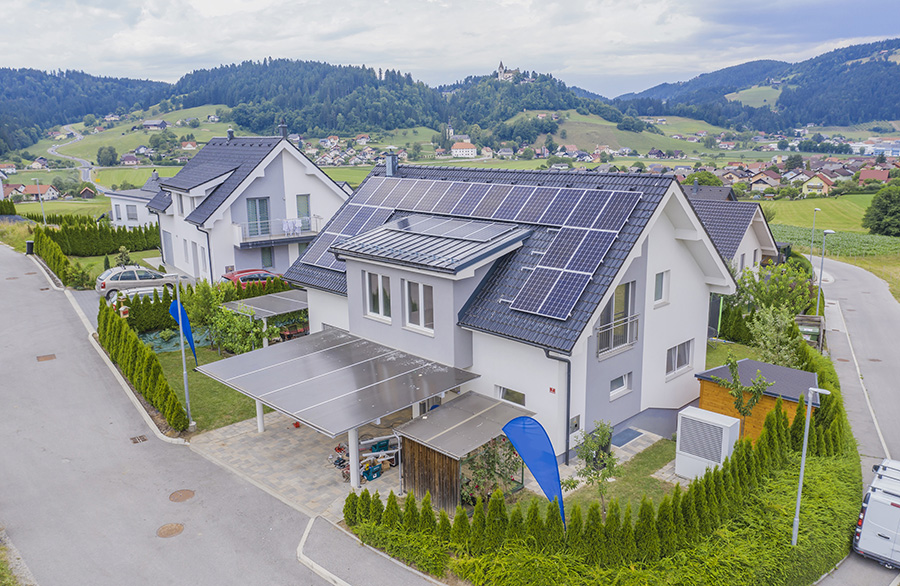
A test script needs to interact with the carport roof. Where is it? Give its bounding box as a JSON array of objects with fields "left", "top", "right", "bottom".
[
  {"left": 221, "top": 288, "right": 308, "bottom": 319},
  {"left": 196, "top": 327, "right": 479, "bottom": 438},
  {"left": 395, "top": 391, "right": 534, "bottom": 459}
]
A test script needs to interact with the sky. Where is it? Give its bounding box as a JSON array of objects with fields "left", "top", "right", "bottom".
[{"left": 3, "top": 0, "right": 897, "bottom": 98}]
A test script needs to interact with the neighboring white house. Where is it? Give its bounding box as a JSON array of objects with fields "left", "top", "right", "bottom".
[
  {"left": 146, "top": 131, "right": 349, "bottom": 282},
  {"left": 284, "top": 161, "right": 736, "bottom": 460},
  {"left": 106, "top": 170, "right": 162, "bottom": 229},
  {"left": 451, "top": 142, "right": 477, "bottom": 158},
  {"left": 688, "top": 199, "right": 778, "bottom": 272}
]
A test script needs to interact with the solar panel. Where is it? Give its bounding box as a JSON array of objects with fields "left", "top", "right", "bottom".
[
  {"left": 566, "top": 230, "right": 616, "bottom": 273},
  {"left": 342, "top": 206, "right": 377, "bottom": 236},
  {"left": 431, "top": 182, "right": 469, "bottom": 215},
  {"left": 566, "top": 190, "right": 613, "bottom": 228},
  {"left": 396, "top": 180, "right": 434, "bottom": 210},
  {"left": 301, "top": 232, "right": 338, "bottom": 266},
  {"left": 538, "top": 272, "right": 592, "bottom": 320},
  {"left": 465, "top": 223, "right": 516, "bottom": 242},
  {"left": 359, "top": 208, "right": 394, "bottom": 234},
  {"left": 492, "top": 185, "right": 535, "bottom": 220},
  {"left": 350, "top": 177, "right": 383, "bottom": 205},
  {"left": 325, "top": 204, "right": 363, "bottom": 234},
  {"left": 538, "top": 228, "right": 587, "bottom": 269},
  {"left": 509, "top": 267, "right": 560, "bottom": 314},
  {"left": 471, "top": 184, "right": 512, "bottom": 218},
  {"left": 539, "top": 188, "right": 585, "bottom": 226},
  {"left": 593, "top": 191, "right": 642, "bottom": 231},
  {"left": 414, "top": 181, "right": 452, "bottom": 212},
  {"left": 381, "top": 180, "right": 414, "bottom": 208},
  {"left": 366, "top": 177, "right": 400, "bottom": 206},
  {"left": 450, "top": 183, "right": 489, "bottom": 216},
  {"left": 515, "top": 187, "right": 559, "bottom": 223}
]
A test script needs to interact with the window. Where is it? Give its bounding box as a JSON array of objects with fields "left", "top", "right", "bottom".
[
  {"left": 200, "top": 246, "right": 207, "bottom": 273},
  {"left": 405, "top": 280, "right": 434, "bottom": 331},
  {"left": 597, "top": 281, "right": 637, "bottom": 354},
  {"left": 753, "top": 249, "right": 759, "bottom": 266},
  {"left": 261, "top": 247, "right": 274, "bottom": 268},
  {"left": 666, "top": 340, "right": 693, "bottom": 376},
  {"left": 126, "top": 204, "right": 138, "bottom": 221},
  {"left": 183, "top": 239, "right": 189, "bottom": 262},
  {"left": 654, "top": 271, "right": 669, "bottom": 304},
  {"left": 365, "top": 271, "right": 391, "bottom": 320},
  {"left": 247, "top": 197, "right": 270, "bottom": 236},
  {"left": 610, "top": 372, "right": 633, "bottom": 400},
  {"left": 177, "top": 193, "right": 184, "bottom": 216},
  {"left": 296, "top": 194, "right": 311, "bottom": 230},
  {"left": 498, "top": 386, "right": 525, "bottom": 406},
  {"left": 739, "top": 253, "right": 746, "bottom": 272},
  {"left": 114, "top": 204, "right": 121, "bottom": 221}
]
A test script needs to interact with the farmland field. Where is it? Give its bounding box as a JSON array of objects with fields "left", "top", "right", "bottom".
[
  {"left": 94, "top": 167, "right": 180, "bottom": 189},
  {"left": 322, "top": 166, "right": 373, "bottom": 188},
  {"left": 4, "top": 169, "right": 79, "bottom": 186},
  {"left": 725, "top": 85, "right": 783, "bottom": 108},
  {"left": 809, "top": 120, "right": 900, "bottom": 141},
  {"left": 764, "top": 193, "right": 874, "bottom": 233}
]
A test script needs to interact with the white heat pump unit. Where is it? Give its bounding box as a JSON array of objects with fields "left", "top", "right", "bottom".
[{"left": 675, "top": 406, "right": 741, "bottom": 479}]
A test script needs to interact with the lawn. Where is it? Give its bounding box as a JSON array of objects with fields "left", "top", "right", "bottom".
[
  {"left": 0, "top": 220, "right": 33, "bottom": 252},
  {"left": 94, "top": 166, "right": 179, "bottom": 189},
  {"left": 0, "top": 544, "right": 16, "bottom": 586},
  {"left": 4, "top": 168, "right": 79, "bottom": 186},
  {"left": 156, "top": 345, "right": 263, "bottom": 431},
  {"left": 706, "top": 340, "right": 762, "bottom": 369},
  {"left": 765, "top": 193, "right": 874, "bottom": 233},
  {"left": 725, "top": 85, "right": 783, "bottom": 109},
  {"left": 841, "top": 255, "right": 900, "bottom": 302},
  {"left": 654, "top": 116, "right": 730, "bottom": 137},
  {"left": 323, "top": 166, "right": 374, "bottom": 188},
  {"left": 70, "top": 249, "right": 160, "bottom": 279},
  {"left": 15, "top": 195, "right": 111, "bottom": 218}
]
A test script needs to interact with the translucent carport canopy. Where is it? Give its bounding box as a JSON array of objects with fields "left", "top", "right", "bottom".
[
  {"left": 220, "top": 288, "right": 308, "bottom": 319},
  {"left": 196, "top": 327, "right": 480, "bottom": 437}
]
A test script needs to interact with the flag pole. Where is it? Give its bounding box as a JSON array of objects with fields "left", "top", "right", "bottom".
[{"left": 175, "top": 282, "right": 195, "bottom": 430}]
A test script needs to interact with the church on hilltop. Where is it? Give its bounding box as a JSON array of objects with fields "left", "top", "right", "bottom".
[{"left": 496, "top": 61, "right": 519, "bottom": 82}]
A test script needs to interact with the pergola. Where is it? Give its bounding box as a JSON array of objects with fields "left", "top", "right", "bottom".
[{"left": 220, "top": 288, "right": 308, "bottom": 348}]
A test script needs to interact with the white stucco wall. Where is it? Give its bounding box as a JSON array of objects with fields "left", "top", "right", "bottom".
[
  {"left": 109, "top": 194, "right": 157, "bottom": 229},
  {"left": 307, "top": 288, "right": 349, "bottom": 332}
]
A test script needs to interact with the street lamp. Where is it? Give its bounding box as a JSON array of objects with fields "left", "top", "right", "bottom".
[
  {"left": 815, "top": 229, "right": 835, "bottom": 316},
  {"left": 792, "top": 386, "right": 832, "bottom": 546},
  {"left": 810, "top": 208, "right": 821, "bottom": 260},
  {"left": 32, "top": 178, "right": 46, "bottom": 225}
]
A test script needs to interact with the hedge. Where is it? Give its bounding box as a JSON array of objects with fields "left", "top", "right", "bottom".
[
  {"left": 21, "top": 212, "right": 94, "bottom": 226},
  {"left": 97, "top": 299, "right": 189, "bottom": 431},
  {"left": 33, "top": 225, "right": 71, "bottom": 286},
  {"left": 38, "top": 222, "right": 160, "bottom": 256},
  {"left": 0, "top": 200, "right": 16, "bottom": 215}
]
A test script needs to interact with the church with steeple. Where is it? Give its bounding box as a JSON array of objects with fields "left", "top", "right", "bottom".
[{"left": 496, "top": 61, "right": 519, "bottom": 82}]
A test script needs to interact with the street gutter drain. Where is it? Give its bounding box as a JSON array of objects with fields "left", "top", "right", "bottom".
[
  {"left": 130, "top": 435, "right": 148, "bottom": 444},
  {"left": 837, "top": 358, "right": 850, "bottom": 362},
  {"left": 25, "top": 272, "right": 36, "bottom": 275},
  {"left": 40, "top": 287, "right": 49, "bottom": 291},
  {"left": 169, "top": 490, "right": 195, "bottom": 502},
  {"left": 869, "top": 358, "right": 882, "bottom": 362},
  {"left": 36, "top": 354, "right": 56, "bottom": 362},
  {"left": 157, "top": 523, "right": 184, "bottom": 538}
]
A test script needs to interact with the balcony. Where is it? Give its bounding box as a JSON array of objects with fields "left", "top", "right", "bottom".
[
  {"left": 595, "top": 313, "right": 639, "bottom": 357},
  {"left": 234, "top": 217, "right": 314, "bottom": 245}
]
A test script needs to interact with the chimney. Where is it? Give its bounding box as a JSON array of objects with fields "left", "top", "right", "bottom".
[
  {"left": 227, "top": 128, "right": 234, "bottom": 140},
  {"left": 278, "top": 119, "right": 288, "bottom": 139},
  {"left": 385, "top": 152, "right": 399, "bottom": 177},
  {"left": 692, "top": 178, "right": 699, "bottom": 195},
  {"left": 151, "top": 169, "right": 159, "bottom": 181}
]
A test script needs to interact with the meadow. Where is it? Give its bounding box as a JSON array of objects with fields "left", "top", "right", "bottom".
[
  {"left": 93, "top": 167, "right": 180, "bottom": 189},
  {"left": 725, "top": 85, "right": 783, "bottom": 108},
  {"left": 763, "top": 193, "right": 875, "bottom": 233}
]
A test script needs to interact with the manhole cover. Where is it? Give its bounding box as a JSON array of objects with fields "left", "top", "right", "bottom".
[
  {"left": 169, "top": 489, "right": 195, "bottom": 502},
  {"left": 869, "top": 358, "right": 882, "bottom": 362},
  {"left": 130, "top": 435, "right": 147, "bottom": 444},
  {"left": 157, "top": 523, "right": 184, "bottom": 538},
  {"left": 36, "top": 354, "right": 56, "bottom": 362},
  {"left": 837, "top": 358, "right": 850, "bottom": 362}
]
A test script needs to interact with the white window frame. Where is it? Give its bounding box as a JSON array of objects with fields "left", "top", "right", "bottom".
[
  {"left": 126, "top": 204, "right": 138, "bottom": 221},
  {"left": 200, "top": 246, "right": 207, "bottom": 273},
  {"left": 183, "top": 238, "right": 189, "bottom": 262},
  {"left": 114, "top": 204, "right": 121, "bottom": 221},
  {"left": 364, "top": 271, "right": 392, "bottom": 322},
  {"left": 296, "top": 193, "right": 311, "bottom": 231},
  {"left": 596, "top": 280, "right": 638, "bottom": 356},
  {"left": 610, "top": 372, "right": 633, "bottom": 401},
  {"left": 753, "top": 249, "right": 759, "bottom": 266},
  {"left": 666, "top": 339, "right": 693, "bottom": 377},
  {"left": 653, "top": 270, "right": 669, "bottom": 306},
  {"left": 739, "top": 253, "right": 746, "bottom": 272},
  {"left": 497, "top": 385, "right": 525, "bottom": 407},
  {"left": 261, "top": 246, "right": 274, "bottom": 269},
  {"left": 404, "top": 279, "right": 434, "bottom": 333},
  {"left": 177, "top": 193, "right": 184, "bottom": 216}
]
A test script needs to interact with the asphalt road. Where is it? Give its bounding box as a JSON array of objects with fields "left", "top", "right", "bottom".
[
  {"left": 48, "top": 126, "right": 93, "bottom": 184},
  {"left": 0, "top": 245, "right": 327, "bottom": 586}
]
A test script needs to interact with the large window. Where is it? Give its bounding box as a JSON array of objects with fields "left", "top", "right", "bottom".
[
  {"left": 296, "top": 194, "right": 311, "bottom": 231},
  {"left": 666, "top": 340, "right": 693, "bottom": 376},
  {"left": 126, "top": 204, "right": 138, "bottom": 221},
  {"left": 261, "top": 247, "right": 274, "bottom": 268},
  {"left": 596, "top": 281, "right": 638, "bottom": 355},
  {"left": 365, "top": 271, "right": 391, "bottom": 320},
  {"left": 406, "top": 280, "right": 434, "bottom": 332},
  {"left": 247, "top": 197, "right": 270, "bottom": 236}
]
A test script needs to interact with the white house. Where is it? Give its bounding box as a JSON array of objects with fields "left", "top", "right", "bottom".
[
  {"left": 689, "top": 199, "right": 778, "bottom": 273},
  {"left": 451, "top": 142, "right": 477, "bottom": 158},
  {"left": 106, "top": 170, "right": 162, "bottom": 228},
  {"left": 283, "top": 160, "right": 736, "bottom": 460},
  {"left": 146, "top": 130, "right": 349, "bottom": 282}
]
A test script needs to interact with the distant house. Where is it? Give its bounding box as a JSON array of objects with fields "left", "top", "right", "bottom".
[
  {"left": 107, "top": 170, "right": 161, "bottom": 228},
  {"left": 104, "top": 113, "right": 120, "bottom": 122},
  {"left": 181, "top": 141, "right": 197, "bottom": 150},
  {"left": 859, "top": 169, "right": 890, "bottom": 185},
  {"left": 142, "top": 120, "right": 168, "bottom": 130},
  {"left": 79, "top": 186, "right": 96, "bottom": 199},
  {"left": 30, "top": 157, "right": 49, "bottom": 170},
  {"left": 0, "top": 163, "right": 16, "bottom": 174},
  {"left": 684, "top": 183, "right": 737, "bottom": 201},
  {"left": 356, "top": 134, "right": 370, "bottom": 145},
  {"left": 481, "top": 146, "right": 493, "bottom": 159},
  {"left": 207, "top": 114, "right": 220, "bottom": 123},
  {"left": 327, "top": 135, "right": 340, "bottom": 147},
  {"left": 23, "top": 184, "right": 60, "bottom": 201},
  {"left": 801, "top": 173, "right": 835, "bottom": 196},
  {"left": 451, "top": 142, "right": 477, "bottom": 158},
  {"left": 3, "top": 184, "right": 24, "bottom": 199},
  {"left": 121, "top": 154, "right": 140, "bottom": 166},
  {"left": 497, "top": 147, "right": 514, "bottom": 158}
]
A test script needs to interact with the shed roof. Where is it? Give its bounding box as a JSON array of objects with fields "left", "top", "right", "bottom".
[{"left": 695, "top": 359, "right": 820, "bottom": 406}]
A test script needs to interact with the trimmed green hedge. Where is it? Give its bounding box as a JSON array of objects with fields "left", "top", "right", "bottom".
[
  {"left": 0, "top": 200, "right": 16, "bottom": 215},
  {"left": 33, "top": 225, "right": 71, "bottom": 286},
  {"left": 21, "top": 212, "right": 94, "bottom": 225},
  {"left": 40, "top": 222, "right": 160, "bottom": 256}
]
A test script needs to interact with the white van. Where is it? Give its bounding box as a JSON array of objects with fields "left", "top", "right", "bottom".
[{"left": 853, "top": 459, "right": 900, "bottom": 568}]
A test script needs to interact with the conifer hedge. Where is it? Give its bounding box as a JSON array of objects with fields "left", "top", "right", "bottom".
[
  {"left": 0, "top": 200, "right": 16, "bottom": 215},
  {"left": 21, "top": 212, "right": 95, "bottom": 226},
  {"left": 37, "top": 222, "right": 160, "bottom": 256},
  {"left": 33, "top": 225, "right": 71, "bottom": 286},
  {"left": 97, "top": 299, "right": 189, "bottom": 431}
]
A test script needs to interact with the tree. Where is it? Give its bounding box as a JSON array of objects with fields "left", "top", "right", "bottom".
[
  {"left": 97, "top": 146, "right": 119, "bottom": 167},
  {"left": 736, "top": 258, "right": 814, "bottom": 316},
  {"left": 403, "top": 491, "right": 419, "bottom": 532},
  {"left": 634, "top": 496, "right": 659, "bottom": 562},
  {"left": 382, "top": 491, "right": 401, "bottom": 528},
  {"left": 83, "top": 114, "right": 97, "bottom": 128},
  {"left": 711, "top": 354, "right": 774, "bottom": 438},
  {"left": 683, "top": 170, "right": 723, "bottom": 186},
  {"left": 561, "top": 420, "right": 618, "bottom": 512},
  {"left": 450, "top": 505, "right": 470, "bottom": 548},
  {"left": 484, "top": 489, "right": 507, "bottom": 549},
  {"left": 777, "top": 139, "right": 789, "bottom": 151},
  {"left": 785, "top": 154, "right": 804, "bottom": 171},
  {"left": 749, "top": 306, "right": 806, "bottom": 369},
  {"left": 358, "top": 488, "right": 371, "bottom": 522},
  {"left": 419, "top": 491, "right": 437, "bottom": 534},
  {"left": 862, "top": 185, "right": 900, "bottom": 236},
  {"left": 876, "top": 152, "right": 887, "bottom": 164},
  {"left": 115, "top": 246, "right": 131, "bottom": 267},
  {"left": 560, "top": 129, "right": 567, "bottom": 140},
  {"left": 343, "top": 492, "right": 359, "bottom": 526},
  {"left": 566, "top": 503, "right": 583, "bottom": 553},
  {"left": 188, "top": 118, "right": 200, "bottom": 128}
]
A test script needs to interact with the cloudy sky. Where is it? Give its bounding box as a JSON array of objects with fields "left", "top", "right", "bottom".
[{"left": 3, "top": 0, "right": 895, "bottom": 97}]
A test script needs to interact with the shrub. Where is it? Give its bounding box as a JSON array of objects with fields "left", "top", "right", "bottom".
[
  {"left": 565, "top": 503, "right": 583, "bottom": 553},
  {"left": 437, "top": 509, "right": 452, "bottom": 542},
  {"left": 358, "top": 488, "right": 371, "bottom": 523},
  {"left": 524, "top": 499, "right": 544, "bottom": 551},
  {"left": 419, "top": 492, "right": 437, "bottom": 534},
  {"left": 634, "top": 496, "right": 659, "bottom": 562},
  {"left": 582, "top": 502, "right": 605, "bottom": 565},
  {"left": 382, "top": 491, "right": 401, "bottom": 528},
  {"left": 484, "top": 489, "right": 507, "bottom": 550},
  {"left": 344, "top": 492, "right": 358, "bottom": 526},
  {"left": 369, "top": 491, "right": 383, "bottom": 525},
  {"left": 403, "top": 492, "right": 419, "bottom": 533},
  {"left": 469, "top": 497, "right": 486, "bottom": 554},
  {"left": 451, "top": 505, "right": 470, "bottom": 550},
  {"left": 544, "top": 498, "right": 565, "bottom": 554}
]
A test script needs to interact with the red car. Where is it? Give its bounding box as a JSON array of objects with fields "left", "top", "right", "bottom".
[{"left": 220, "top": 269, "right": 282, "bottom": 289}]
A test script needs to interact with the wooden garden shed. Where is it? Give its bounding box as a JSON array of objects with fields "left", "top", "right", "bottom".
[{"left": 695, "top": 359, "right": 819, "bottom": 441}]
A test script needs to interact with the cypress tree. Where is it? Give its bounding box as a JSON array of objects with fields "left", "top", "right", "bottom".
[
  {"left": 704, "top": 474, "right": 721, "bottom": 530},
  {"left": 604, "top": 499, "right": 622, "bottom": 566},
  {"left": 370, "top": 491, "right": 383, "bottom": 524},
  {"left": 419, "top": 491, "right": 437, "bottom": 534},
  {"left": 823, "top": 425, "right": 835, "bottom": 456},
  {"left": 103, "top": 254, "right": 110, "bottom": 270},
  {"left": 469, "top": 497, "right": 486, "bottom": 554},
  {"left": 358, "top": 488, "right": 371, "bottom": 523},
  {"left": 791, "top": 395, "right": 807, "bottom": 451},
  {"left": 437, "top": 509, "right": 452, "bottom": 542},
  {"left": 830, "top": 424, "right": 843, "bottom": 455},
  {"left": 544, "top": 498, "right": 565, "bottom": 554},
  {"left": 525, "top": 499, "right": 544, "bottom": 551},
  {"left": 343, "top": 492, "right": 358, "bottom": 526},
  {"left": 714, "top": 468, "right": 729, "bottom": 521},
  {"left": 816, "top": 425, "right": 826, "bottom": 457},
  {"left": 682, "top": 485, "right": 700, "bottom": 543},
  {"left": 507, "top": 504, "right": 524, "bottom": 544},
  {"left": 747, "top": 447, "right": 760, "bottom": 489},
  {"left": 619, "top": 503, "right": 637, "bottom": 564},
  {"left": 583, "top": 502, "right": 605, "bottom": 566},
  {"left": 565, "top": 502, "right": 583, "bottom": 554},
  {"left": 382, "top": 491, "right": 401, "bottom": 528},
  {"left": 403, "top": 492, "right": 419, "bottom": 533},
  {"left": 484, "top": 489, "right": 507, "bottom": 550},
  {"left": 656, "top": 495, "right": 676, "bottom": 559},
  {"left": 634, "top": 496, "right": 659, "bottom": 562},
  {"left": 671, "top": 484, "right": 687, "bottom": 549},
  {"left": 450, "top": 505, "right": 470, "bottom": 550}
]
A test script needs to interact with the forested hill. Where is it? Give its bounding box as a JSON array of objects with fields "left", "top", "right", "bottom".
[
  {"left": 0, "top": 68, "right": 169, "bottom": 155},
  {"left": 615, "top": 38, "right": 900, "bottom": 131}
]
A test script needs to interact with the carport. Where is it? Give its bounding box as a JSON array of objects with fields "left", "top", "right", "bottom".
[
  {"left": 196, "top": 327, "right": 479, "bottom": 488},
  {"left": 220, "top": 288, "right": 308, "bottom": 348}
]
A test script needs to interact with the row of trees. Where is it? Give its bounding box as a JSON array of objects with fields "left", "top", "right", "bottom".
[{"left": 38, "top": 221, "right": 159, "bottom": 256}]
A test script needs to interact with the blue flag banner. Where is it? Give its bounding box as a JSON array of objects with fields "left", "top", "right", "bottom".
[
  {"left": 169, "top": 300, "right": 197, "bottom": 366},
  {"left": 502, "top": 416, "right": 564, "bottom": 523}
]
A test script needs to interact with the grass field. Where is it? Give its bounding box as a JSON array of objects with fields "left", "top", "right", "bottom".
[
  {"left": 706, "top": 340, "right": 762, "bottom": 369},
  {"left": 725, "top": 85, "right": 783, "bottom": 108},
  {"left": 323, "top": 166, "right": 374, "bottom": 188},
  {"left": 809, "top": 120, "right": 900, "bottom": 141},
  {"left": 3, "top": 168, "right": 79, "bottom": 186},
  {"left": 93, "top": 166, "right": 180, "bottom": 189},
  {"left": 653, "top": 115, "right": 730, "bottom": 137},
  {"left": 70, "top": 249, "right": 160, "bottom": 280},
  {"left": 764, "top": 193, "right": 875, "bottom": 233},
  {"left": 15, "top": 195, "right": 111, "bottom": 217}
]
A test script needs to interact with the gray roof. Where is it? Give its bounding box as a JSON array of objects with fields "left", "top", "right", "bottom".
[
  {"left": 689, "top": 199, "right": 760, "bottom": 261},
  {"left": 221, "top": 288, "right": 308, "bottom": 320},
  {"left": 149, "top": 137, "right": 283, "bottom": 224},
  {"left": 108, "top": 170, "right": 165, "bottom": 202},
  {"left": 685, "top": 184, "right": 736, "bottom": 201},
  {"left": 331, "top": 214, "right": 532, "bottom": 273},
  {"left": 696, "top": 359, "right": 819, "bottom": 406},
  {"left": 285, "top": 165, "right": 679, "bottom": 354}
]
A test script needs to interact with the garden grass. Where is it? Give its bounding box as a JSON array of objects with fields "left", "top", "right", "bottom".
[
  {"left": 156, "top": 345, "right": 263, "bottom": 431},
  {"left": 842, "top": 255, "right": 900, "bottom": 302},
  {"left": 706, "top": 340, "right": 762, "bottom": 369},
  {"left": 15, "top": 196, "right": 111, "bottom": 218},
  {"left": 69, "top": 249, "right": 160, "bottom": 280},
  {"left": 93, "top": 166, "right": 179, "bottom": 189},
  {"left": 0, "top": 221, "right": 34, "bottom": 253},
  {"left": 766, "top": 193, "right": 875, "bottom": 233}
]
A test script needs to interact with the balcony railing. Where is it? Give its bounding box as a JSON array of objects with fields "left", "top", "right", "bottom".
[
  {"left": 595, "top": 314, "right": 639, "bottom": 357},
  {"left": 236, "top": 217, "right": 313, "bottom": 241}
]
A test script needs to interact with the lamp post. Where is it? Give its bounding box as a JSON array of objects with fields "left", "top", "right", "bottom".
[
  {"left": 810, "top": 208, "right": 821, "bottom": 260},
  {"left": 792, "top": 386, "right": 832, "bottom": 546},
  {"left": 815, "top": 229, "right": 835, "bottom": 316},
  {"left": 32, "top": 178, "right": 46, "bottom": 225}
]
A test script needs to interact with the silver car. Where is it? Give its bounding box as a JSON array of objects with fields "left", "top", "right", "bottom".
[{"left": 95, "top": 265, "right": 189, "bottom": 300}]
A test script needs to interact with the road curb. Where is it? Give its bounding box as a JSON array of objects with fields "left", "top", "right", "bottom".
[
  {"left": 0, "top": 527, "right": 39, "bottom": 586},
  {"left": 296, "top": 518, "right": 352, "bottom": 586}
]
